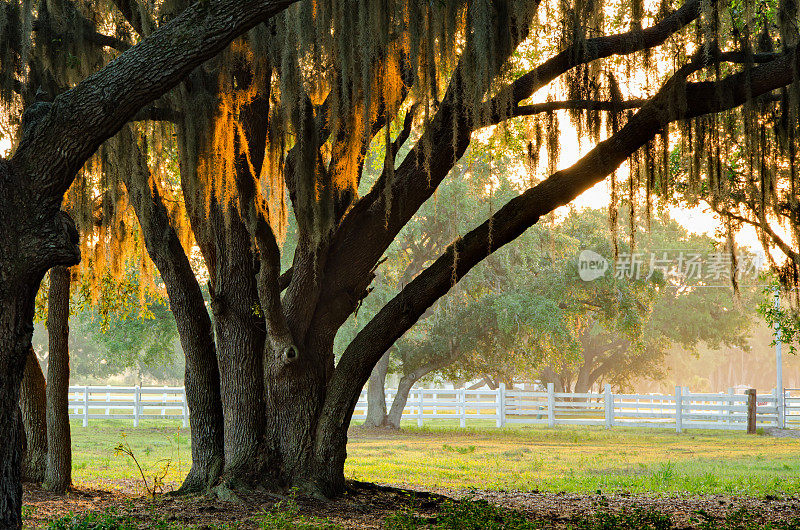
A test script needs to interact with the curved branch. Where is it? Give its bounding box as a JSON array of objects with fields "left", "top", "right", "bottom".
[
  {"left": 320, "top": 42, "right": 800, "bottom": 433},
  {"left": 511, "top": 99, "right": 646, "bottom": 118},
  {"left": 32, "top": 20, "right": 131, "bottom": 51},
  {"left": 491, "top": 0, "right": 706, "bottom": 112},
  {"left": 709, "top": 203, "right": 800, "bottom": 264},
  {"left": 316, "top": 0, "right": 705, "bottom": 339}
]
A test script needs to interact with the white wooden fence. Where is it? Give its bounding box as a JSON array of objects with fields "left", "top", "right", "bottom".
[
  {"left": 784, "top": 388, "right": 800, "bottom": 428},
  {"left": 351, "top": 384, "right": 786, "bottom": 432},
  {"left": 68, "top": 386, "right": 188, "bottom": 427},
  {"left": 69, "top": 383, "right": 792, "bottom": 432}
]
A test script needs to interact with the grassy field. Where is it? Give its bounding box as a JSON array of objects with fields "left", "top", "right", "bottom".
[{"left": 68, "top": 419, "right": 800, "bottom": 497}]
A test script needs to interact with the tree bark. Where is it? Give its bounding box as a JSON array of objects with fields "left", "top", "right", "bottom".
[
  {"left": 43, "top": 266, "right": 71, "bottom": 493},
  {"left": 173, "top": 91, "right": 273, "bottom": 492},
  {"left": 210, "top": 212, "right": 269, "bottom": 488},
  {"left": 19, "top": 347, "right": 47, "bottom": 483},
  {"left": 118, "top": 126, "right": 224, "bottom": 492},
  {"left": 363, "top": 352, "right": 390, "bottom": 428},
  {"left": 0, "top": 407, "right": 25, "bottom": 530},
  {"left": 0, "top": 239, "right": 58, "bottom": 529}
]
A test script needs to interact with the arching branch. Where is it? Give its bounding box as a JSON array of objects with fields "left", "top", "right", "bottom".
[
  {"left": 32, "top": 20, "right": 131, "bottom": 52},
  {"left": 314, "top": 0, "right": 705, "bottom": 341},
  {"left": 509, "top": 99, "right": 646, "bottom": 119},
  {"left": 488, "top": 0, "right": 707, "bottom": 113},
  {"left": 319, "top": 42, "right": 800, "bottom": 433},
  {"left": 709, "top": 203, "right": 800, "bottom": 264}
]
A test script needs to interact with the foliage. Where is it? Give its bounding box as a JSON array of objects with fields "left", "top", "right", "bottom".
[
  {"left": 47, "top": 509, "right": 137, "bottom": 530},
  {"left": 386, "top": 499, "right": 800, "bottom": 529},
  {"left": 385, "top": 498, "right": 539, "bottom": 529},
  {"left": 758, "top": 282, "right": 800, "bottom": 356},
  {"left": 69, "top": 270, "right": 181, "bottom": 384},
  {"left": 692, "top": 508, "right": 800, "bottom": 530},
  {"left": 391, "top": 206, "right": 754, "bottom": 392}
]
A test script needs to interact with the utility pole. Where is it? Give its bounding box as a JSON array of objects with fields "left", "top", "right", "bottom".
[{"left": 775, "top": 288, "right": 785, "bottom": 429}]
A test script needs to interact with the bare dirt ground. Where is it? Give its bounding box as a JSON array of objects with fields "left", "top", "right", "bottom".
[
  {"left": 22, "top": 481, "right": 800, "bottom": 529},
  {"left": 22, "top": 481, "right": 443, "bottom": 529}
]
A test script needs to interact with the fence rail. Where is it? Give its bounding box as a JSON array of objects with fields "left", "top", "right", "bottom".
[
  {"left": 352, "top": 384, "right": 785, "bottom": 431},
  {"left": 69, "top": 383, "right": 793, "bottom": 431},
  {"left": 68, "top": 386, "right": 188, "bottom": 427}
]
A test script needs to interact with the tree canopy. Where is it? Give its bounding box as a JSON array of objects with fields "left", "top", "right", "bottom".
[{"left": 1, "top": 0, "right": 800, "bottom": 526}]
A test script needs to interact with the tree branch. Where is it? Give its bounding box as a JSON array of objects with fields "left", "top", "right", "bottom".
[
  {"left": 310, "top": 3, "right": 538, "bottom": 338},
  {"left": 489, "top": 0, "right": 706, "bottom": 113},
  {"left": 12, "top": 0, "right": 299, "bottom": 207},
  {"left": 109, "top": 0, "right": 151, "bottom": 37},
  {"left": 510, "top": 99, "right": 646, "bottom": 119},
  {"left": 32, "top": 20, "right": 132, "bottom": 52},
  {"left": 709, "top": 203, "right": 800, "bottom": 264},
  {"left": 314, "top": 0, "right": 703, "bottom": 341},
  {"left": 323, "top": 42, "right": 800, "bottom": 428}
]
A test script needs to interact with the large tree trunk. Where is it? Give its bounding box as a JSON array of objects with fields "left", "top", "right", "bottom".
[
  {"left": 363, "top": 352, "right": 390, "bottom": 428},
  {"left": 573, "top": 363, "right": 597, "bottom": 395},
  {"left": 0, "top": 276, "right": 53, "bottom": 530},
  {"left": 43, "top": 266, "right": 71, "bottom": 493},
  {"left": 119, "top": 126, "right": 224, "bottom": 492},
  {"left": 19, "top": 348, "right": 47, "bottom": 483},
  {"left": 263, "top": 332, "right": 334, "bottom": 496},
  {"left": 210, "top": 214, "right": 269, "bottom": 488}
]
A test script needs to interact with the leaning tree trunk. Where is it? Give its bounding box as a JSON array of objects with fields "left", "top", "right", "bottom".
[
  {"left": 573, "top": 364, "right": 596, "bottom": 395},
  {"left": 386, "top": 372, "right": 418, "bottom": 428},
  {"left": 19, "top": 348, "right": 47, "bottom": 483},
  {"left": 119, "top": 126, "right": 224, "bottom": 492},
  {"left": 43, "top": 266, "right": 71, "bottom": 493},
  {"left": 385, "top": 360, "right": 448, "bottom": 429},
  {"left": 363, "top": 352, "right": 390, "bottom": 428}
]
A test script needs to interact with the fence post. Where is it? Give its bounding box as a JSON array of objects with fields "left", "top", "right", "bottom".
[
  {"left": 727, "top": 387, "right": 734, "bottom": 426},
  {"left": 161, "top": 386, "right": 168, "bottom": 416},
  {"left": 747, "top": 388, "right": 757, "bottom": 434},
  {"left": 496, "top": 383, "right": 506, "bottom": 428},
  {"left": 105, "top": 384, "right": 111, "bottom": 416},
  {"left": 675, "top": 386, "right": 682, "bottom": 433},
  {"left": 83, "top": 386, "right": 89, "bottom": 427},
  {"left": 547, "top": 383, "right": 555, "bottom": 428},
  {"left": 774, "top": 387, "right": 785, "bottom": 428},
  {"left": 459, "top": 388, "right": 466, "bottom": 428},
  {"left": 181, "top": 388, "right": 189, "bottom": 428},
  {"left": 134, "top": 386, "right": 141, "bottom": 428},
  {"left": 417, "top": 388, "right": 424, "bottom": 427},
  {"left": 604, "top": 384, "right": 614, "bottom": 428}
]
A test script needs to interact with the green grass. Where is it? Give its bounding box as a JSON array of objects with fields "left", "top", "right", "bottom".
[{"left": 67, "top": 420, "right": 800, "bottom": 496}]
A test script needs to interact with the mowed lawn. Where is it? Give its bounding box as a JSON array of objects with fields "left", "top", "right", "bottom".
[{"left": 68, "top": 420, "right": 800, "bottom": 496}]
